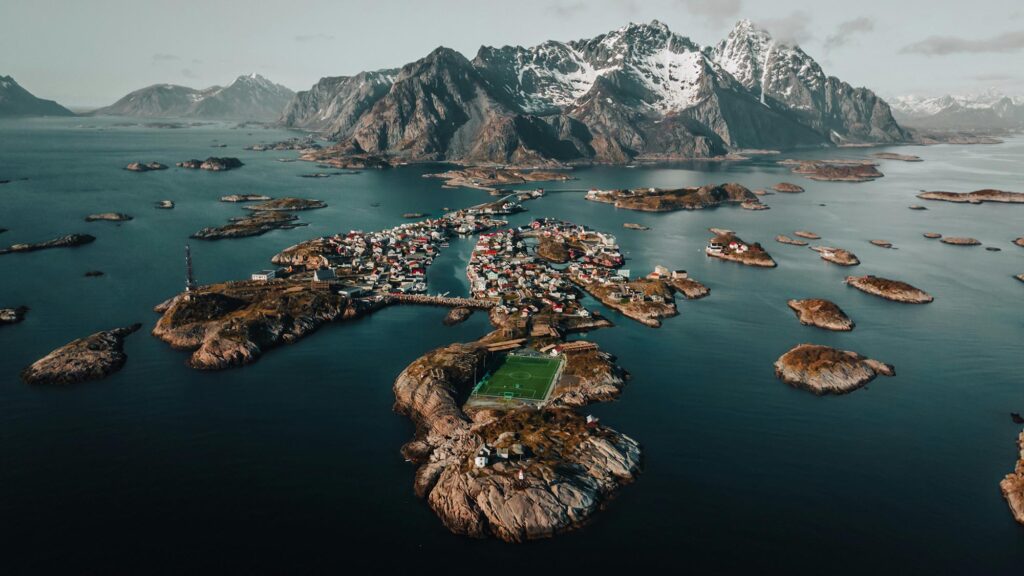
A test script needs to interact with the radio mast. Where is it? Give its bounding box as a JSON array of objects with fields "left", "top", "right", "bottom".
[{"left": 185, "top": 244, "right": 197, "bottom": 295}]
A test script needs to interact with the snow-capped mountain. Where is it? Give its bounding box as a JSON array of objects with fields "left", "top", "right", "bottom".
[
  {"left": 91, "top": 74, "right": 294, "bottom": 121},
  {"left": 283, "top": 20, "right": 907, "bottom": 164},
  {"left": 0, "top": 75, "right": 74, "bottom": 117},
  {"left": 890, "top": 89, "right": 1024, "bottom": 130}
]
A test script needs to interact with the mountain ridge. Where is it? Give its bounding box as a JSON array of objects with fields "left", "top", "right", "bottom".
[
  {"left": 90, "top": 74, "right": 294, "bottom": 121},
  {"left": 282, "top": 19, "right": 908, "bottom": 164},
  {"left": 0, "top": 75, "right": 75, "bottom": 117}
]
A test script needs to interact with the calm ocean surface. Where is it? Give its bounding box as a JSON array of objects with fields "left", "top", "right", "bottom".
[{"left": 1, "top": 117, "right": 1022, "bottom": 574}]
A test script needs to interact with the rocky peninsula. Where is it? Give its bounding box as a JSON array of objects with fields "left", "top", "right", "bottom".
[
  {"left": 810, "top": 245, "right": 860, "bottom": 266},
  {"left": 787, "top": 299, "right": 854, "bottom": 331},
  {"left": 21, "top": 324, "right": 141, "bottom": 385},
  {"left": 940, "top": 236, "right": 981, "bottom": 246},
  {"left": 85, "top": 212, "right": 132, "bottom": 222},
  {"left": 176, "top": 157, "right": 244, "bottom": 171},
  {"left": 571, "top": 276, "right": 677, "bottom": 328},
  {"left": 585, "top": 183, "right": 759, "bottom": 212},
  {"left": 774, "top": 343, "right": 894, "bottom": 395},
  {"left": 779, "top": 159, "right": 884, "bottom": 182},
  {"left": 0, "top": 233, "right": 95, "bottom": 255},
  {"left": 1, "top": 306, "right": 28, "bottom": 325},
  {"left": 706, "top": 232, "right": 776, "bottom": 268},
  {"left": 125, "top": 161, "right": 167, "bottom": 172},
  {"left": 845, "top": 275, "right": 933, "bottom": 303},
  {"left": 1000, "top": 431, "right": 1024, "bottom": 525},
  {"left": 152, "top": 281, "right": 381, "bottom": 369},
  {"left": 917, "top": 189, "right": 1024, "bottom": 204}
]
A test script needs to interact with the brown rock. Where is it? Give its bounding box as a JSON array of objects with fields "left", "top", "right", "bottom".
[
  {"left": 21, "top": 324, "right": 141, "bottom": 385},
  {"left": 772, "top": 182, "right": 805, "bottom": 193},
  {"left": 787, "top": 299, "right": 854, "bottom": 331},
  {"left": 810, "top": 245, "right": 860, "bottom": 266},
  {"left": 776, "top": 235, "right": 808, "bottom": 246},
  {"left": 917, "top": 189, "right": 1024, "bottom": 204},
  {"left": 774, "top": 343, "right": 893, "bottom": 395},
  {"left": 794, "top": 230, "right": 821, "bottom": 240},
  {"left": 923, "top": 232, "right": 942, "bottom": 239},
  {"left": 940, "top": 236, "right": 981, "bottom": 246},
  {"left": 845, "top": 275, "right": 933, "bottom": 303},
  {"left": 870, "top": 240, "right": 893, "bottom": 248},
  {"left": 1000, "top": 431, "right": 1024, "bottom": 525}
]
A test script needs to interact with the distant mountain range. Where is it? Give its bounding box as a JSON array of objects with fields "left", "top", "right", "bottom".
[
  {"left": 90, "top": 74, "right": 294, "bottom": 121},
  {"left": 890, "top": 89, "right": 1024, "bottom": 131},
  {"left": 281, "top": 19, "right": 908, "bottom": 164},
  {"left": 0, "top": 75, "right": 74, "bottom": 117}
]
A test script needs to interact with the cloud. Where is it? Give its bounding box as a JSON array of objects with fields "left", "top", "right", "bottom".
[
  {"left": 824, "top": 17, "right": 874, "bottom": 51},
  {"left": 969, "top": 72, "right": 1017, "bottom": 82},
  {"left": 547, "top": 1, "right": 587, "bottom": 18},
  {"left": 759, "top": 11, "right": 813, "bottom": 45},
  {"left": 679, "top": 0, "right": 742, "bottom": 26},
  {"left": 180, "top": 68, "right": 199, "bottom": 79},
  {"left": 152, "top": 53, "right": 179, "bottom": 62},
  {"left": 900, "top": 30, "right": 1024, "bottom": 55},
  {"left": 294, "top": 33, "right": 335, "bottom": 43}
]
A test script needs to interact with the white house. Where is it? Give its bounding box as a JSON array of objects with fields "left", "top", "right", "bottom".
[{"left": 251, "top": 269, "right": 276, "bottom": 281}]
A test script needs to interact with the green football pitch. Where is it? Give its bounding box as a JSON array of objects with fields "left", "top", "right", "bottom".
[{"left": 472, "top": 355, "right": 562, "bottom": 401}]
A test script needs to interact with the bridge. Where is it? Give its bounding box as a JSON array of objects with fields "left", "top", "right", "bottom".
[{"left": 385, "top": 293, "right": 497, "bottom": 309}]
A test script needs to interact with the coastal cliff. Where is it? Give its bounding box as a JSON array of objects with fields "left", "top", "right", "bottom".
[{"left": 1000, "top": 431, "right": 1024, "bottom": 525}]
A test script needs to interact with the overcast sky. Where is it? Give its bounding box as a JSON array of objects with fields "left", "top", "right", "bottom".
[{"left": 2, "top": 0, "right": 1022, "bottom": 107}]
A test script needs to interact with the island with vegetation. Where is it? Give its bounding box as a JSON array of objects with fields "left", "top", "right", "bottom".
[
  {"left": 810, "top": 245, "right": 860, "bottom": 266},
  {"left": 705, "top": 231, "right": 776, "bottom": 268},
  {"left": 585, "top": 183, "right": 760, "bottom": 212},
  {"left": 787, "top": 299, "right": 854, "bottom": 331},
  {"left": 779, "top": 159, "right": 884, "bottom": 182}
]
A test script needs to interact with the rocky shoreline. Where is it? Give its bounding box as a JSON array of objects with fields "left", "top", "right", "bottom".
[
  {"left": 774, "top": 343, "right": 894, "bottom": 395},
  {"left": 787, "top": 299, "right": 854, "bottom": 331},
  {"left": 21, "top": 324, "right": 141, "bottom": 385},
  {"left": 1000, "top": 431, "right": 1024, "bottom": 525},
  {"left": 845, "top": 275, "right": 933, "bottom": 303}
]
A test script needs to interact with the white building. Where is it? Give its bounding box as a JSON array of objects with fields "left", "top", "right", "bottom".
[{"left": 251, "top": 269, "right": 276, "bottom": 281}]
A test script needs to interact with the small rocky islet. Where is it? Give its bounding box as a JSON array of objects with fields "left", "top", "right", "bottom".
[
  {"left": 787, "top": 299, "right": 854, "bottom": 331},
  {"left": 871, "top": 152, "right": 923, "bottom": 162},
  {"left": 779, "top": 159, "right": 884, "bottom": 182},
  {"left": 124, "top": 161, "right": 167, "bottom": 172},
  {"left": 705, "top": 231, "right": 776, "bottom": 268},
  {"left": 85, "top": 212, "right": 132, "bottom": 222},
  {"left": 772, "top": 182, "right": 805, "bottom": 193},
  {"left": 1001, "top": 432, "right": 1024, "bottom": 526},
  {"left": 774, "top": 343, "right": 894, "bottom": 395},
  {"left": 940, "top": 236, "right": 981, "bottom": 246},
  {"left": 776, "top": 235, "right": 808, "bottom": 246},
  {"left": 220, "top": 194, "right": 271, "bottom": 203},
  {"left": 21, "top": 324, "right": 141, "bottom": 385},
  {"left": 154, "top": 200, "right": 175, "bottom": 209},
  {"left": 845, "top": 275, "right": 933, "bottom": 303},
  {"left": 810, "top": 245, "right": 860, "bottom": 266},
  {"left": 1, "top": 306, "right": 29, "bottom": 325},
  {"left": 176, "top": 157, "right": 244, "bottom": 171}
]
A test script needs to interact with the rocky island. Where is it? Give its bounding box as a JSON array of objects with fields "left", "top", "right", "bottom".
[
  {"left": 779, "top": 159, "right": 884, "bottom": 182},
  {"left": 623, "top": 223, "right": 650, "bottom": 231},
  {"left": 1, "top": 306, "right": 28, "bottom": 325},
  {"left": 940, "top": 236, "right": 981, "bottom": 246},
  {"left": 705, "top": 231, "right": 776, "bottom": 268},
  {"left": 0, "top": 233, "right": 95, "bottom": 255},
  {"left": 776, "top": 235, "right": 809, "bottom": 246},
  {"left": 772, "top": 182, "right": 804, "bottom": 193},
  {"left": 585, "top": 183, "right": 760, "bottom": 212},
  {"left": 1000, "top": 431, "right": 1024, "bottom": 525},
  {"left": 917, "top": 189, "right": 1024, "bottom": 204},
  {"left": 244, "top": 197, "right": 326, "bottom": 211},
  {"left": 774, "top": 343, "right": 894, "bottom": 395},
  {"left": 810, "top": 245, "right": 860, "bottom": 266},
  {"left": 191, "top": 211, "right": 305, "bottom": 240},
  {"left": 845, "top": 275, "right": 933, "bottom": 303},
  {"left": 871, "top": 152, "right": 922, "bottom": 162},
  {"left": 1014, "top": 237, "right": 1023, "bottom": 248},
  {"left": 923, "top": 232, "right": 942, "bottom": 239},
  {"left": 424, "top": 167, "right": 572, "bottom": 191},
  {"left": 794, "top": 230, "right": 820, "bottom": 240},
  {"left": 787, "top": 299, "right": 854, "bottom": 331},
  {"left": 21, "top": 324, "right": 141, "bottom": 385},
  {"left": 124, "top": 161, "right": 167, "bottom": 172},
  {"left": 870, "top": 240, "right": 894, "bottom": 248},
  {"left": 85, "top": 212, "right": 132, "bottom": 222},
  {"left": 176, "top": 157, "right": 244, "bottom": 171},
  {"left": 220, "top": 194, "right": 272, "bottom": 203},
  {"left": 155, "top": 200, "right": 175, "bottom": 209},
  {"left": 298, "top": 145, "right": 391, "bottom": 169}
]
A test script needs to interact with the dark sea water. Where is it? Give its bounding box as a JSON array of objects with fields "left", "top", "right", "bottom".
[{"left": 1, "top": 117, "right": 1022, "bottom": 574}]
